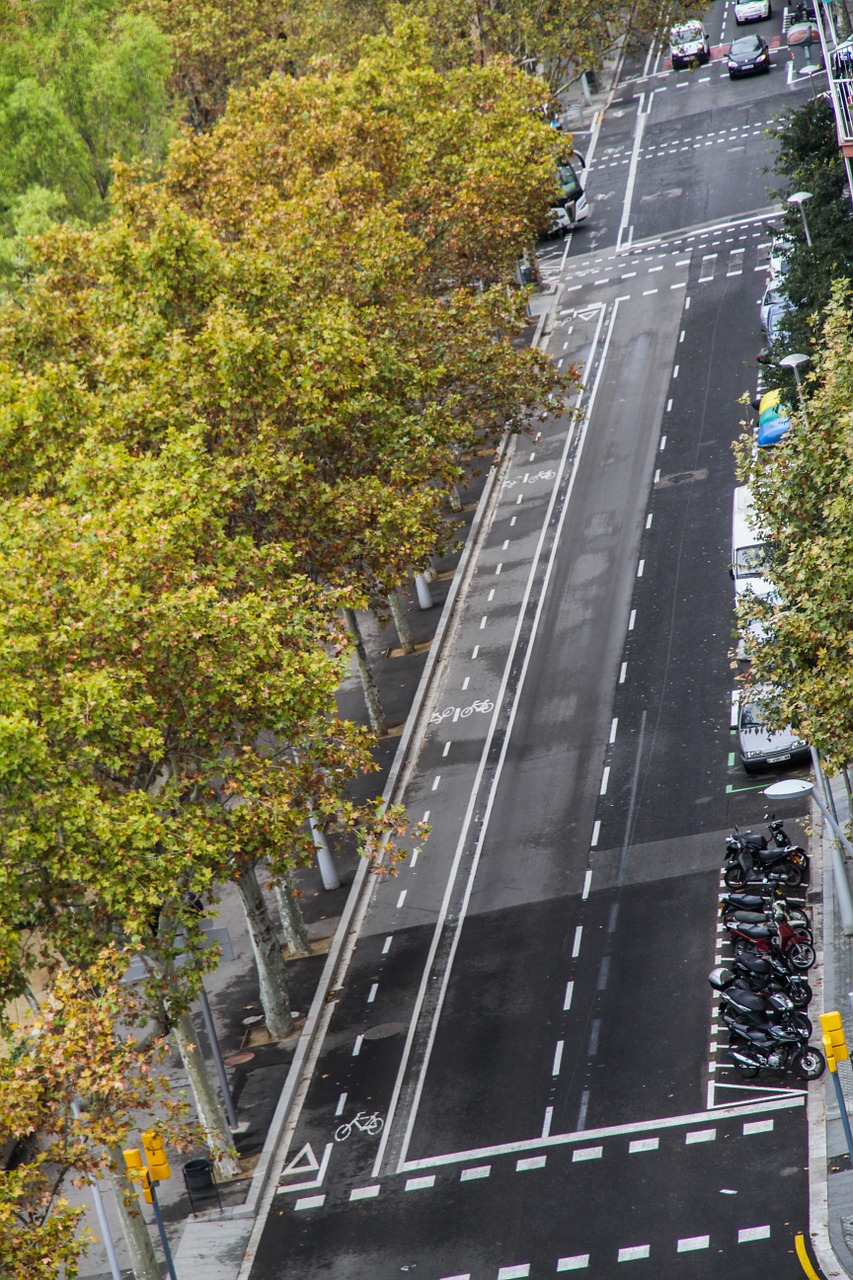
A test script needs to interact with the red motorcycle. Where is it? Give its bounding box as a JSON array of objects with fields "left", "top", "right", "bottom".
[{"left": 723, "top": 913, "right": 816, "bottom": 971}]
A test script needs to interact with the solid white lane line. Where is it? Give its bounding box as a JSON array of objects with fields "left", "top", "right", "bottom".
[
  {"left": 335, "top": 1092, "right": 347, "bottom": 1116},
  {"left": 563, "top": 980, "right": 575, "bottom": 1011},
  {"left": 591, "top": 820, "right": 601, "bottom": 847},
  {"left": 460, "top": 1165, "right": 490, "bottom": 1181},
  {"left": 582, "top": 869, "right": 593, "bottom": 900},
  {"left": 572, "top": 926, "right": 583, "bottom": 958},
  {"left": 367, "top": 984, "right": 378, "bottom": 1004},
  {"left": 552, "top": 1041, "right": 565, "bottom": 1076}
]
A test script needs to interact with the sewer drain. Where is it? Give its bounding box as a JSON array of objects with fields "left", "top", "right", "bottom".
[{"left": 362, "top": 1022, "right": 407, "bottom": 1041}]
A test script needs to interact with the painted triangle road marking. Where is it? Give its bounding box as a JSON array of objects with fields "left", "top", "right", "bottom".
[{"left": 283, "top": 1143, "right": 320, "bottom": 1177}]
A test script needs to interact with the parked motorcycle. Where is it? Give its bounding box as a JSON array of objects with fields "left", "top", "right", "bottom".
[
  {"left": 720, "top": 887, "right": 810, "bottom": 930},
  {"left": 709, "top": 968, "right": 812, "bottom": 1037},
  {"left": 723, "top": 827, "right": 808, "bottom": 887},
  {"left": 726, "top": 1019, "right": 825, "bottom": 1080},
  {"left": 731, "top": 949, "right": 812, "bottom": 1008},
  {"left": 724, "top": 914, "right": 816, "bottom": 970},
  {"left": 723, "top": 900, "right": 813, "bottom": 941}
]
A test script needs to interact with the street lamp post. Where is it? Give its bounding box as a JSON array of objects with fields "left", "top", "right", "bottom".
[
  {"left": 787, "top": 190, "right": 814, "bottom": 246},
  {"left": 778, "top": 352, "right": 810, "bottom": 426},
  {"left": 764, "top": 778, "right": 853, "bottom": 934}
]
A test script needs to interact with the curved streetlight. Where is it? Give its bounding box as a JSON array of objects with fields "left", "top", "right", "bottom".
[
  {"left": 787, "top": 190, "right": 813, "bottom": 247},
  {"left": 765, "top": 777, "right": 853, "bottom": 933},
  {"left": 778, "top": 352, "right": 810, "bottom": 425}
]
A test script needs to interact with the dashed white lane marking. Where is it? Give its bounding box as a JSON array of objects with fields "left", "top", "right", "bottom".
[
  {"left": 471, "top": 645, "right": 479, "bottom": 660},
  {"left": 396, "top": 890, "right": 408, "bottom": 908},
  {"left": 335, "top": 1092, "right": 347, "bottom": 1116},
  {"left": 443, "top": 742, "right": 450, "bottom": 757},
  {"left": 295, "top": 1194, "right": 326, "bottom": 1210},
  {"left": 349, "top": 1185, "right": 381, "bottom": 1201},
  {"left": 516, "top": 1154, "right": 547, "bottom": 1172},
  {"left": 552, "top": 1041, "right": 565, "bottom": 1075},
  {"left": 462, "top": 674, "right": 470, "bottom": 689},
  {"left": 516, "top": 493, "right": 523, "bottom": 504},
  {"left": 572, "top": 926, "right": 584, "bottom": 958},
  {"left": 738, "top": 1225, "right": 771, "bottom": 1242},
  {"left": 659, "top": 435, "right": 667, "bottom": 450},
  {"left": 609, "top": 716, "right": 618, "bottom": 743},
  {"left": 628, "top": 609, "right": 636, "bottom": 629},
  {"left": 382, "top": 936, "right": 393, "bottom": 954},
  {"left": 582, "top": 869, "right": 593, "bottom": 900},
  {"left": 439, "top": 1274, "right": 470, "bottom": 1280},
  {"left": 599, "top": 766, "right": 610, "bottom": 795},
  {"left": 673, "top": 364, "right": 680, "bottom": 378},
  {"left": 628, "top": 1137, "right": 659, "bottom": 1153},
  {"left": 743, "top": 1118, "right": 774, "bottom": 1135},
  {"left": 432, "top": 775, "right": 441, "bottom": 791},
  {"left": 645, "top": 512, "right": 653, "bottom": 529},
  {"left": 564, "top": 980, "right": 575, "bottom": 1011},
  {"left": 423, "top": 809, "right": 430, "bottom": 822},
  {"left": 636, "top": 559, "right": 645, "bottom": 577},
  {"left": 685, "top": 1128, "right": 716, "bottom": 1144},
  {"left": 352, "top": 1035, "right": 363, "bottom": 1057},
  {"left": 678, "top": 1235, "right": 710, "bottom": 1252},
  {"left": 557, "top": 1257, "right": 590, "bottom": 1271},
  {"left": 367, "top": 983, "right": 378, "bottom": 1003},
  {"left": 480, "top": 615, "right": 488, "bottom": 629},
  {"left": 487, "top": 589, "right": 495, "bottom": 603},
  {"left": 591, "top": 819, "right": 601, "bottom": 847},
  {"left": 666, "top": 398, "right": 673, "bottom": 412},
  {"left": 642, "top": 288, "right": 658, "bottom": 296},
  {"left": 404, "top": 1175, "right": 435, "bottom": 1191},
  {"left": 619, "top": 662, "right": 628, "bottom": 683},
  {"left": 460, "top": 1165, "right": 490, "bottom": 1181},
  {"left": 573, "top": 1145, "right": 603, "bottom": 1162},
  {"left": 496, "top": 562, "right": 503, "bottom": 574},
  {"left": 617, "top": 1244, "right": 650, "bottom": 1261},
  {"left": 588, "top": 1020, "right": 601, "bottom": 1055},
  {"left": 497, "top": 1267, "right": 530, "bottom": 1280}
]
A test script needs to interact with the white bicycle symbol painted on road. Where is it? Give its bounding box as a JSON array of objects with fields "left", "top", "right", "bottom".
[
  {"left": 502, "top": 469, "right": 557, "bottom": 489},
  {"left": 334, "top": 1111, "right": 385, "bottom": 1142},
  {"left": 429, "top": 699, "right": 495, "bottom": 725}
]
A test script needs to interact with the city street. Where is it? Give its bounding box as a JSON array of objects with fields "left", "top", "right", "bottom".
[{"left": 248, "top": 13, "right": 821, "bottom": 1278}]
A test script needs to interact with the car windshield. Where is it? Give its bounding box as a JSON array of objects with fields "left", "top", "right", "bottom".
[
  {"left": 740, "top": 701, "right": 767, "bottom": 729},
  {"left": 672, "top": 23, "right": 702, "bottom": 40},
  {"left": 732, "top": 36, "right": 762, "bottom": 52},
  {"left": 734, "top": 544, "right": 768, "bottom": 577},
  {"left": 764, "top": 288, "right": 784, "bottom": 306}
]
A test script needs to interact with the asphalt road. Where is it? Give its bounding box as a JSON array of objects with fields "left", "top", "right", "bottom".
[{"left": 249, "top": 11, "right": 819, "bottom": 1278}]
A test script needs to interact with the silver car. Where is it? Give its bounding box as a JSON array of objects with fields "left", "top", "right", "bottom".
[
  {"left": 737, "top": 687, "right": 809, "bottom": 773},
  {"left": 734, "top": 0, "right": 772, "bottom": 23}
]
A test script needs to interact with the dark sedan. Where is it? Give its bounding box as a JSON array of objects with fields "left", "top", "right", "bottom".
[{"left": 728, "top": 33, "right": 771, "bottom": 76}]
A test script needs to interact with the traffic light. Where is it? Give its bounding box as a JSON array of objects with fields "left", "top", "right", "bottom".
[
  {"left": 142, "top": 1129, "right": 171, "bottom": 1183},
  {"left": 820, "top": 1011, "right": 849, "bottom": 1072},
  {"left": 123, "top": 1147, "right": 153, "bottom": 1203}
]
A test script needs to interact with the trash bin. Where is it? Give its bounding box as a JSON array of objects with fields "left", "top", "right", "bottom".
[{"left": 182, "top": 1158, "right": 222, "bottom": 1214}]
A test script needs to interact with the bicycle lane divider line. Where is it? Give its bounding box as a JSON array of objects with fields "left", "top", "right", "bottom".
[
  {"left": 366, "top": 302, "right": 610, "bottom": 1183},
  {"left": 385, "top": 300, "right": 623, "bottom": 1178}
]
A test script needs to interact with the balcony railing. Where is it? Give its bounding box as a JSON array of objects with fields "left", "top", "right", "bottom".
[{"left": 812, "top": 0, "right": 853, "bottom": 146}]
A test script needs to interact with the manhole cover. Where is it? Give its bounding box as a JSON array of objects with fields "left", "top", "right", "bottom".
[
  {"left": 362, "top": 1022, "right": 407, "bottom": 1041},
  {"left": 224, "top": 1051, "right": 256, "bottom": 1066}
]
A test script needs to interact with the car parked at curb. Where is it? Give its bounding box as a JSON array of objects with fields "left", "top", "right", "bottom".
[
  {"left": 728, "top": 33, "right": 771, "bottom": 75},
  {"left": 737, "top": 686, "right": 809, "bottom": 773}
]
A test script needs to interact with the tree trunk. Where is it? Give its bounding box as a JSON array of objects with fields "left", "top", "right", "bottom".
[
  {"left": 447, "top": 483, "right": 462, "bottom": 511},
  {"left": 107, "top": 1147, "right": 163, "bottom": 1280},
  {"left": 172, "top": 1012, "right": 241, "bottom": 1179},
  {"left": 342, "top": 607, "right": 388, "bottom": 736},
  {"left": 274, "top": 876, "right": 311, "bottom": 958},
  {"left": 236, "top": 864, "right": 294, "bottom": 1039},
  {"left": 387, "top": 589, "right": 415, "bottom": 654}
]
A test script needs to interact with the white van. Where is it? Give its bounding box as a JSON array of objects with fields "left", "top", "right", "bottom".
[{"left": 730, "top": 486, "right": 775, "bottom": 603}]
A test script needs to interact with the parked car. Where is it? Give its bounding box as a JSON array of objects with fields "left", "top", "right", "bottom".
[
  {"left": 769, "top": 233, "right": 794, "bottom": 277},
  {"left": 734, "top": 0, "right": 772, "bottom": 23},
  {"left": 670, "top": 21, "right": 711, "bottom": 68},
  {"left": 731, "top": 486, "right": 777, "bottom": 604},
  {"left": 728, "top": 33, "right": 771, "bottom": 75},
  {"left": 760, "top": 284, "right": 787, "bottom": 331},
  {"left": 737, "top": 686, "right": 809, "bottom": 773},
  {"left": 765, "top": 301, "right": 790, "bottom": 344}
]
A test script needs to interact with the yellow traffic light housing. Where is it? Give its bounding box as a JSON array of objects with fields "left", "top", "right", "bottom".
[
  {"left": 123, "top": 1147, "right": 153, "bottom": 1203},
  {"left": 820, "top": 1011, "right": 849, "bottom": 1073},
  {"left": 142, "top": 1129, "right": 171, "bottom": 1183}
]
